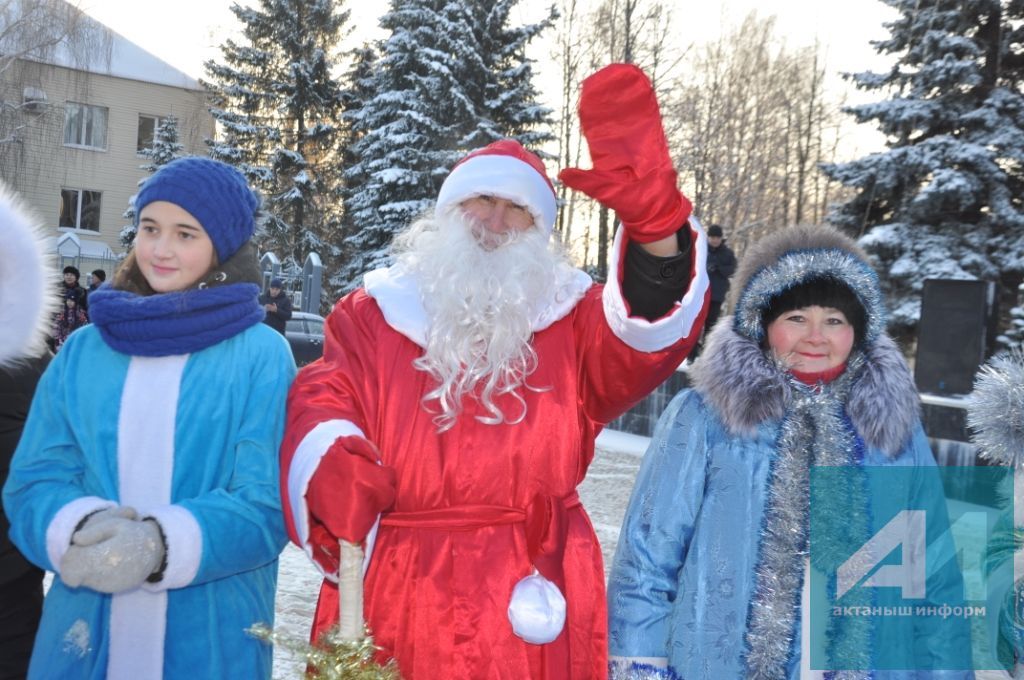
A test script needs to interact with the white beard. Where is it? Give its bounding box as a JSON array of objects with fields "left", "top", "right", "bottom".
[{"left": 393, "top": 210, "right": 568, "bottom": 431}]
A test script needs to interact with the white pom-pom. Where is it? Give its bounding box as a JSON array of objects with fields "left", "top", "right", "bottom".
[
  {"left": 507, "top": 571, "right": 566, "bottom": 644},
  {"left": 968, "top": 350, "right": 1024, "bottom": 467}
]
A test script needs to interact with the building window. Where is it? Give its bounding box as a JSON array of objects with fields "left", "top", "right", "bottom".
[
  {"left": 63, "top": 102, "right": 107, "bottom": 149},
  {"left": 137, "top": 114, "right": 164, "bottom": 154},
  {"left": 60, "top": 189, "right": 102, "bottom": 232}
]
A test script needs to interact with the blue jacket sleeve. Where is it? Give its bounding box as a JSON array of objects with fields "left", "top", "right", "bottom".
[
  {"left": 2, "top": 348, "right": 115, "bottom": 572},
  {"left": 608, "top": 389, "right": 711, "bottom": 660}
]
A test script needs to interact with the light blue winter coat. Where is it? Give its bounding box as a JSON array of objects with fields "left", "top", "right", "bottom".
[
  {"left": 3, "top": 322, "right": 294, "bottom": 679},
  {"left": 608, "top": 226, "right": 973, "bottom": 680}
]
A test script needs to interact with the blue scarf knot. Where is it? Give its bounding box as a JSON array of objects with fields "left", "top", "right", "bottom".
[{"left": 89, "top": 283, "right": 264, "bottom": 356}]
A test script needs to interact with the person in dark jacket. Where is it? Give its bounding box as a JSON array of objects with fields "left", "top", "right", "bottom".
[
  {"left": 259, "top": 277, "right": 293, "bottom": 335},
  {"left": 61, "top": 265, "right": 88, "bottom": 314},
  {"left": 0, "top": 354, "right": 50, "bottom": 679},
  {"left": 704, "top": 223, "right": 736, "bottom": 333},
  {"left": 88, "top": 269, "right": 106, "bottom": 293},
  {"left": 0, "top": 183, "right": 57, "bottom": 680}
]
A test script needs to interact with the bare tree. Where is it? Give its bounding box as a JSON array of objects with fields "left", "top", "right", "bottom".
[
  {"left": 666, "top": 11, "right": 846, "bottom": 255},
  {"left": 574, "top": 0, "right": 684, "bottom": 279},
  {"left": 0, "top": 0, "right": 110, "bottom": 181}
]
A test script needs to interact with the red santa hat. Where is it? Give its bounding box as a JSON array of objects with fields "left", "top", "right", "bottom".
[{"left": 435, "top": 139, "right": 557, "bottom": 235}]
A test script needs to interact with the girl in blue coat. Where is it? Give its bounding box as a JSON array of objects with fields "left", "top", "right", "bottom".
[
  {"left": 608, "top": 225, "right": 972, "bottom": 679},
  {"left": 3, "top": 157, "right": 295, "bottom": 679}
]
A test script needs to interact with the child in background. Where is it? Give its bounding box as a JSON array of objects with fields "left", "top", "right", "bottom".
[
  {"left": 51, "top": 288, "right": 88, "bottom": 351},
  {"left": 3, "top": 157, "right": 295, "bottom": 679}
]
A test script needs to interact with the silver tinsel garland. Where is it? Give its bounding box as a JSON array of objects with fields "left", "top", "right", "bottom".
[
  {"left": 968, "top": 349, "right": 1024, "bottom": 467},
  {"left": 742, "top": 354, "right": 871, "bottom": 680}
]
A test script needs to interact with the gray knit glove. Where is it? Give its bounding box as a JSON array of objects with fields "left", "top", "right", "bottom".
[
  {"left": 61, "top": 516, "right": 166, "bottom": 593},
  {"left": 76, "top": 505, "right": 139, "bottom": 531}
]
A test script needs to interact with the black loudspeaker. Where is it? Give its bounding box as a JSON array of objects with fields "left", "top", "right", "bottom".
[{"left": 914, "top": 279, "right": 997, "bottom": 395}]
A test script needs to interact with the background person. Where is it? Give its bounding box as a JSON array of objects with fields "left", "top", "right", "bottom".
[
  {"left": 51, "top": 289, "right": 88, "bottom": 352},
  {"left": 703, "top": 223, "right": 736, "bottom": 333},
  {"left": 3, "top": 157, "right": 294, "bottom": 679},
  {"left": 259, "top": 276, "right": 293, "bottom": 335},
  {"left": 59, "top": 265, "right": 87, "bottom": 315},
  {"left": 0, "top": 185, "right": 56, "bottom": 680}
]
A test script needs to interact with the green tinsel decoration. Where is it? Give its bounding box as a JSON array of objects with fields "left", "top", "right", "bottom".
[{"left": 247, "top": 623, "right": 401, "bottom": 679}]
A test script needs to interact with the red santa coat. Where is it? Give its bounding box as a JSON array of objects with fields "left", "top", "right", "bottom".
[{"left": 281, "top": 226, "right": 709, "bottom": 679}]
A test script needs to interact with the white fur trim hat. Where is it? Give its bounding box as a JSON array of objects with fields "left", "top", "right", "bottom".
[
  {"left": 0, "top": 184, "right": 57, "bottom": 366},
  {"left": 435, "top": 139, "right": 557, "bottom": 234}
]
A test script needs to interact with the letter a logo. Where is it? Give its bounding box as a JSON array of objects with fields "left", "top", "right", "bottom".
[{"left": 837, "top": 510, "right": 926, "bottom": 600}]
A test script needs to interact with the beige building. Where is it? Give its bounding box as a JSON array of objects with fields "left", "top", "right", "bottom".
[{"left": 0, "top": 6, "right": 214, "bottom": 279}]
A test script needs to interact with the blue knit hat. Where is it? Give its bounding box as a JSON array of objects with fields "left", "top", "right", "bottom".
[{"left": 134, "top": 157, "right": 258, "bottom": 262}]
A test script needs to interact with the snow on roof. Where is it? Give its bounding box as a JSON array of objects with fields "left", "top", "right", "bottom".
[
  {"left": 23, "top": 2, "right": 202, "bottom": 91},
  {"left": 53, "top": 231, "right": 115, "bottom": 259}
]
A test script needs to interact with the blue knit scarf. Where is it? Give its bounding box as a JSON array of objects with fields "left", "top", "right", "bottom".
[{"left": 88, "top": 283, "right": 264, "bottom": 357}]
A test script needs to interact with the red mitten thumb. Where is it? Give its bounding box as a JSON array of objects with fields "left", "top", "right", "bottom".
[{"left": 306, "top": 436, "right": 396, "bottom": 545}]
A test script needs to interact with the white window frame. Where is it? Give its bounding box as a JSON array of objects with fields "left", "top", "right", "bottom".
[
  {"left": 136, "top": 113, "right": 165, "bottom": 155},
  {"left": 59, "top": 188, "right": 102, "bottom": 232},
  {"left": 63, "top": 102, "right": 108, "bottom": 150}
]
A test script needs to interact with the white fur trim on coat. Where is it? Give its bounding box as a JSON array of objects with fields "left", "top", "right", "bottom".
[
  {"left": 0, "top": 184, "right": 57, "bottom": 366},
  {"left": 364, "top": 263, "right": 593, "bottom": 350},
  {"left": 111, "top": 354, "right": 188, "bottom": 680},
  {"left": 45, "top": 496, "right": 117, "bottom": 571},
  {"left": 140, "top": 504, "right": 202, "bottom": 591},
  {"left": 435, "top": 154, "right": 557, "bottom": 234},
  {"left": 288, "top": 419, "right": 373, "bottom": 581},
  {"left": 602, "top": 218, "right": 709, "bottom": 352}
]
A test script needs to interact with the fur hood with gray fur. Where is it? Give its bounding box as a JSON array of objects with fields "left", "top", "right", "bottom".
[
  {"left": 690, "top": 320, "right": 920, "bottom": 455},
  {"left": 0, "top": 185, "right": 57, "bottom": 367},
  {"left": 691, "top": 224, "right": 919, "bottom": 456}
]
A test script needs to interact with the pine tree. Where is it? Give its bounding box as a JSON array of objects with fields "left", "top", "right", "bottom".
[
  {"left": 821, "top": 0, "right": 1024, "bottom": 340},
  {"left": 465, "top": 0, "right": 557, "bottom": 150},
  {"left": 203, "top": 0, "right": 349, "bottom": 275},
  {"left": 334, "top": 0, "right": 556, "bottom": 294},
  {"left": 120, "top": 116, "right": 185, "bottom": 250}
]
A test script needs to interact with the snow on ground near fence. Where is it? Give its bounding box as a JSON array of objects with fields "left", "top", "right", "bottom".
[{"left": 269, "top": 429, "right": 651, "bottom": 678}]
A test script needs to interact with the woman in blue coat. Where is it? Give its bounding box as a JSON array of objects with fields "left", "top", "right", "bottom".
[
  {"left": 608, "top": 225, "right": 971, "bottom": 679},
  {"left": 3, "top": 157, "right": 295, "bottom": 679}
]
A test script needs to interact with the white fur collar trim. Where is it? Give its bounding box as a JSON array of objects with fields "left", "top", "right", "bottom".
[{"left": 364, "top": 262, "right": 593, "bottom": 348}]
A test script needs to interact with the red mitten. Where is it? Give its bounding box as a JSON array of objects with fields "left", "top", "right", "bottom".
[
  {"left": 306, "top": 436, "right": 396, "bottom": 545},
  {"left": 559, "top": 63, "right": 692, "bottom": 243}
]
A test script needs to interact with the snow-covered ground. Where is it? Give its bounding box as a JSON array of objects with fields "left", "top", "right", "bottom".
[{"left": 269, "top": 428, "right": 651, "bottom": 678}]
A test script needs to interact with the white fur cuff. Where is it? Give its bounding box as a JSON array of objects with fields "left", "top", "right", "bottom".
[
  {"left": 46, "top": 496, "right": 117, "bottom": 572},
  {"left": 288, "top": 419, "right": 366, "bottom": 580},
  {"left": 140, "top": 504, "right": 202, "bottom": 591},
  {"left": 602, "top": 219, "right": 710, "bottom": 352}
]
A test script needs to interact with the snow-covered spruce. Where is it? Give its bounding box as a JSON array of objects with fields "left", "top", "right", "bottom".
[
  {"left": 205, "top": 0, "right": 348, "bottom": 296},
  {"left": 821, "top": 0, "right": 1024, "bottom": 337},
  {"left": 335, "top": 0, "right": 556, "bottom": 296}
]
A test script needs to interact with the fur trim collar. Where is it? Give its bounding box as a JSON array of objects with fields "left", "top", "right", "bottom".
[
  {"left": 0, "top": 186, "right": 58, "bottom": 366},
  {"left": 363, "top": 262, "right": 593, "bottom": 348},
  {"left": 690, "top": 318, "right": 919, "bottom": 455}
]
